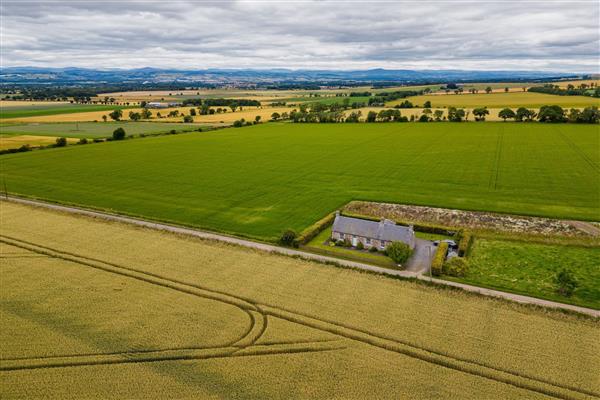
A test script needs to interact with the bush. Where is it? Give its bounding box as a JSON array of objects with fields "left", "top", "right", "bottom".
[
  {"left": 112, "top": 127, "right": 126, "bottom": 140},
  {"left": 233, "top": 119, "right": 244, "bottom": 127},
  {"left": 335, "top": 239, "right": 345, "bottom": 247},
  {"left": 369, "top": 246, "right": 378, "bottom": 253},
  {"left": 386, "top": 241, "right": 412, "bottom": 264},
  {"left": 356, "top": 241, "right": 364, "bottom": 250},
  {"left": 78, "top": 138, "right": 88, "bottom": 145},
  {"left": 55, "top": 137, "right": 67, "bottom": 147},
  {"left": 443, "top": 257, "right": 469, "bottom": 277},
  {"left": 278, "top": 229, "right": 298, "bottom": 247},
  {"left": 554, "top": 269, "right": 579, "bottom": 297},
  {"left": 458, "top": 231, "right": 472, "bottom": 256},
  {"left": 431, "top": 242, "right": 449, "bottom": 276},
  {"left": 92, "top": 138, "right": 104, "bottom": 143}
]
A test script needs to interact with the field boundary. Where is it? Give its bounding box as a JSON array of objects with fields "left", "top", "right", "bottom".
[{"left": 3, "top": 195, "right": 599, "bottom": 318}]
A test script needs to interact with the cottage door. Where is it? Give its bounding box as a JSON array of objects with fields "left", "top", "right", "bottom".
[{"left": 352, "top": 237, "right": 358, "bottom": 247}]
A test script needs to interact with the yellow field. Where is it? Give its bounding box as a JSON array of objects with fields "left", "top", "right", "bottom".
[
  {"left": 391, "top": 91, "right": 600, "bottom": 108},
  {"left": 1, "top": 106, "right": 292, "bottom": 124},
  {"left": 1, "top": 201, "right": 598, "bottom": 399},
  {"left": 554, "top": 79, "right": 599, "bottom": 88},
  {"left": 0, "top": 135, "right": 78, "bottom": 150}
]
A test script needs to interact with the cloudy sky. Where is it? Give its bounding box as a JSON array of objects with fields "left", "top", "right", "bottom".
[{"left": 1, "top": 0, "right": 598, "bottom": 72}]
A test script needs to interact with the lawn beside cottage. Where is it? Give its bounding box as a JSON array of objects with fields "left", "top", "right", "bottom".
[{"left": 443, "top": 238, "right": 600, "bottom": 310}]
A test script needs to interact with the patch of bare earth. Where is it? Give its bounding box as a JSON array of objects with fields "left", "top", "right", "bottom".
[{"left": 344, "top": 201, "right": 598, "bottom": 237}]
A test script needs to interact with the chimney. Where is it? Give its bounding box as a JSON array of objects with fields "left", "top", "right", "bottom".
[{"left": 335, "top": 210, "right": 340, "bottom": 217}]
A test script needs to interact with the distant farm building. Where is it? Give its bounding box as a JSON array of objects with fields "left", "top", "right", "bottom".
[
  {"left": 146, "top": 102, "right": 180, "bottom": 109},
  {"left": 331, "top": 212, "right": 415, "bottom": 250}
]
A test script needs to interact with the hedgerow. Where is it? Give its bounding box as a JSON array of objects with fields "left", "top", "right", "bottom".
[
  {"left": 458, "top": 231, "right": 473, "bottom": 256},
  {"left": 431, "top": 242, "right": 449, "bottom": 276}
]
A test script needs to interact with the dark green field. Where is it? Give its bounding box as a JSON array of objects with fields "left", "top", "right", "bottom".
[
  {"left": 0, "top": 104, "right": 134, "bottom": 119},
  {"left": 0, "top": 122, "right": 598, "bottom": 240},
  {"left": 454, "top": 239, "right": 600, "bottom": 309},
  {"left": 0, "top": 121, "right": 208, "bottom": 139}
]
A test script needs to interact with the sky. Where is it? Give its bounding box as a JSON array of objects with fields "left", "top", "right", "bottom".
[{"left": 1, "top": 0, "right": 599, "bottom": 72}]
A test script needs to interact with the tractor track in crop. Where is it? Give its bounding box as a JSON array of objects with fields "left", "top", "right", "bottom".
[
  {"left": 1, "top": 235, "right": 597, "bottom": 400},
  {"left": 488, "top": 125, "right": 504, "bottom": 190}
]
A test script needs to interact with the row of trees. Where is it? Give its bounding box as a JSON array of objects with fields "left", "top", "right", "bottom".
[
  {"left": 528, "top": 84, "right": 599, "bottom": 98},
  {"left": 498, "top": 105, "right": 599, "bottom": 123}
]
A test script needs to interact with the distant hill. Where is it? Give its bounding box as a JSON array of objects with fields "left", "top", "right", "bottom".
[{"left": 0, "top": 67, "right": 582, "bottom": 87}]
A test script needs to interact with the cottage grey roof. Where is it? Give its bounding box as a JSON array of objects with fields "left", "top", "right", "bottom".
[{"left": 332, "top": 214, "right": 414, "bottom": 243}]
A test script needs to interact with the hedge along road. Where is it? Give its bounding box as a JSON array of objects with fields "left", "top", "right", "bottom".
[{"left": 4, "top": 196, "right": 598, "bottom": 318}]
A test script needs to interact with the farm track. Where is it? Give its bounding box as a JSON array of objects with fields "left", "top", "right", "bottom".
[{"left": 1, "top": 235, "right": 596, "bottom": 400}]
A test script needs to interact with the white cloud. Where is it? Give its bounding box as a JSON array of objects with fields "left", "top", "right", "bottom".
[{"left": 1, "top": 0, "right": 598, "bottom": 72}]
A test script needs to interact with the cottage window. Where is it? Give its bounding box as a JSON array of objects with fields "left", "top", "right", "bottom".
[{"left": 365, "top": 238, "right": 371, "bottom": 245}]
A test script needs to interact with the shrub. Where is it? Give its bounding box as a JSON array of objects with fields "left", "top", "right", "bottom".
[
  {"left": 112, "top": 127, "right": 126, "bottom": 140},
  {"left": 458, "top": 231, "right": 472, "bottom": 257},
  {"left": 278, "top": 229, "right": 298, "bottom": 247},
  {"left": 356, "top": 241, "right": 364, "bottom": 250},
  {"left": 335, "top": 239, "right": 345, "bottom": 247},
  {"left": 443, "top": 257, "right": 469, "bottom": 277},
  {"left": 344, "top": 238, "right": 352, "bottom": 247},
  {"left": 368, "top": 246, "right": 378, "bottom": 253},
  {"left": 431, "top": 242, "right": 449, "bottom": 276},
  {"left": 92, "top": 138, "right": 104, "bottom": 143},
  {"left": 554, "top": 269, "right": 579, "bottom": 297},
  {"left": 233, "top": 119, "right": 244, "bottom": 127},
  {"left": 386, "top": 241, "right": 412, "bottom": 264},
  {"left": 55, "top": 137, "right": 67, "bottom": 147},
  {"left": 183, "top": 115, "right": 194, "bottom": 123},
  {"left": 78, "top": 138, "right": 88, "bottom": 145}
]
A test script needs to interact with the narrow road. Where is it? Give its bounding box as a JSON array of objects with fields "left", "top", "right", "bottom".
[
  {"left": 404, "top": 238, "right": 435, "bottom": 274},
  {"left": 3, "top": 196, "right": 599, "bottom": 318}
]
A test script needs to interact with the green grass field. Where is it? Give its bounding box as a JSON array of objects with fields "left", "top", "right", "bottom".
[
  {"left": 1, "top": 201, "right": 598, "bottom": 399},
  {"left": 448, "top": 239, "right": 600, "bottom": 309},
  {"left": 0, "top": 122, "right": 207, "bottom": 139},
  {"left": 0, "top": 104, "right": 135, "bottom": 119},
  {"left": 391, "top": 92, "right": 600, "bottom": 108},
  {"left": 0, "top": 123, "right": 598, "bottom": 241}
]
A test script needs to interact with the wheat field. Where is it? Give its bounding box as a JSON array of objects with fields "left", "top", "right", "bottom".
[{"left": 1, "top": 201, "right": 598, "bottom": 399}]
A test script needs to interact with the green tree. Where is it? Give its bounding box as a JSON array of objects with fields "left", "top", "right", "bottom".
[
  {"left": 189, "top": 108, "right": 197, "bottom": 116},
  {"left": 472, "top": 107, "right": 489, "bottom": 121},
  {"left": 183, "top": 115, "right": 194, "bottom": 123},
  {"left": 485, "top": 86, "right": 493, "bottom": 94},
  {"left": 578, "top": 106, "right": 600, "bottom": 123},
  {"left": 498, "top": 108, "right": 516, "bottom": 121},
  {"left": 55, "top": 137, "right": 67, "bottom": 147},
  {"left": 271, "top": 112, "right": 281, "bottom": 121},
  {"left": 278, "top": 229, "right": 297, "bottom": 247},
  {"left": 385, "top": 242, "right": 412, "bottom": 265},
  {"left": 102, "top": 115, "right": 107, "bottom": 122},
  {"left": 515, "top": 107, "right": 536, "bottom": 122},
  {"left": 366, "top": 111, "right": 378, "bottom": 122},
  {"left": 141, "top": 109, "right": 152, "bottom": 119},
  {"left": 423, "top": 100, "right": 432, "bottom": 108},
  {"left": 254, "top": 115, "right": 261, "bottom": 123},
  {"left": 109, "top": 109, "right": 123, "bottom": 121},
  {"left": 538, "top": 105, "right": 566, "bottom": 123},
  {"left": 433, "top": 110, "right": 444, "bottom": 121},
  {"left": 447, "top": 107, "right": 466, "bottom": 122},
  {"left": 128, "top": 111, "right": 141, "bottom": 121},
  {"left": 554, "top": 269, "right": 579, "bottom": 297},
  {"left": 112, "top": 127, "right": 126, "bottom": 140}
]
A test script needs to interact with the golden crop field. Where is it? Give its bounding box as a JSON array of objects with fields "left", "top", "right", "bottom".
[
  {"left": 347, "top": 107, "right": 513, "bottom": 121},
  {"left": 0, "top": 135, "right": 78, "bottom": 150},
  {"left": 1, "top": 201, "right": 598, "bottom": 399},
  {"left": 391, "top": 91, "right": 600, "bottom": 108},
  {"left": 0, "top": 100, "right": 71, "bottom": 107}
]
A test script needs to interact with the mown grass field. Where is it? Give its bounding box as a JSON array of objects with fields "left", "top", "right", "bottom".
[
  {"left": 1, "top": 122, "right": 598, "bottom": 241},
  {"left": 0, "top": 103, "right": 134, "bottom": 119},
  {"left": 0, "top": 121, "right": 207, "bottom": 139},
  {"left": 1, "top": 201, "right": 598, "bottom": 399},
  {"left": 390, "top": 91, "right": 600, "bottom": 108},
  {"left": 450, "top": 238, "right": 600, "bottom": 309}
]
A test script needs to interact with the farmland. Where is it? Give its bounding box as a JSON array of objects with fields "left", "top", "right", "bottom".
[
  {"left": 390, "top": 91, "right": 600, "bottom": 108},
  {"left": 0, "top": 102, "right": 134, "bottom": 120},
  {"left": 1, "top": 122, "right": 208, "bottom": 139},
  {"left": 450, "top": 238, "right": 600, "bottom": 309},
  {"left": 1, "top": 201, "right": 599, "bottom": 399},
  {"left": 1, "top": 122, "right": 598, "bottom": 241}
]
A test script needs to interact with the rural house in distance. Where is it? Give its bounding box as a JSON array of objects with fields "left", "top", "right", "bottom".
[{"left": 331, "top": 211, "right": 415, "bottom": 250}]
